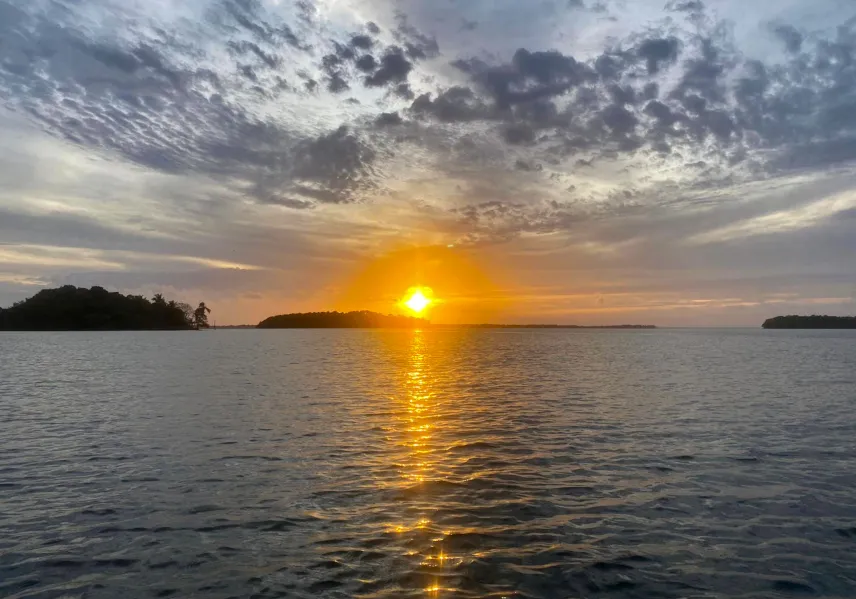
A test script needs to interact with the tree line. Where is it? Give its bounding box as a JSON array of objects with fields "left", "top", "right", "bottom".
[
  {"left": 257, "top": 310, "right": 427, "bottom": 329},
  {"left": 762, "top": 315, "right": 856, "bottom": 329},
  {"left": 0, "top": 286, "right": 211, "bottom": 331}
]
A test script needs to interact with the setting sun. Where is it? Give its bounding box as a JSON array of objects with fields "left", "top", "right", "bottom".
[{"left": 403, "top": 288, "right": 433, "bottom": 314}]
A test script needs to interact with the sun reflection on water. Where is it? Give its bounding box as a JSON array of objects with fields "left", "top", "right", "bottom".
[{"left": 387, "top": 330, "right": 465, "bottom": 596}]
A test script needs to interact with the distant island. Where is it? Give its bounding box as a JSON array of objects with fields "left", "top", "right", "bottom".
[
  {"left": 436, "top": 324, "right": 656, "bottom": 329},
  {"left": 0, "top": 286, "right": 211, "bottom": 331},
  {"left": 762, "top": 315, "right": 856, "bottom": 329},
  {"left": 258, "top": 311, "right": 428, "bottom": 329},
  {"left": 256, "top": 311, "right": 655, "bottom": 329}
]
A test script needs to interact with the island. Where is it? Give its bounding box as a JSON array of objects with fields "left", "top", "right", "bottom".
[
  {"left": 436, "top": 324, "right": 656, "bottom": 329},
  {"left": 762, "top": 315, "right": 856, "bottom": 329},
  {"left": 257, "top": 311, "right": 428, "bottom": 329},
  {"left": 256, "top": 312, "right": 655, "bottom": 329},
  {"left": 0, "top": 286, "right": 208, "bottom": 331}
]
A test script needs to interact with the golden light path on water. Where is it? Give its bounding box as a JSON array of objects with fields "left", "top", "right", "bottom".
[{"left": 395, "top": 330, "right": 462, "bottom": 596}]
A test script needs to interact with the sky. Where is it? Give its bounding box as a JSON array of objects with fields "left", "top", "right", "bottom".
[{"left": 1, "top": 0, "right": 856, "bottom": 326}]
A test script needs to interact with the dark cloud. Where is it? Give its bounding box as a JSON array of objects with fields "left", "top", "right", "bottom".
[
  {"left": 350, "top": 34, "right": 375, "bottom": 50},
  {"left": 228, "top": 40, "right": 281, "bottom": 68},
  {"left": 83, "top": 43, "right": 142, "bottom": 73},
  {"left": 327, "top": 72, "right": 350, "bottom": 93},
  {"left": 594, "top": 51, "right": 633, "bottom": 80},
  {"left": 772, "top": 24, "right": 803, "bottom": 54},
  {"left": 410, "top": 87, "right": 498, "bottom": 123},
  {"left": 600, "top": 103, "right": 638, "bottom": 135},
  {"left": 667, "top": 0, "right": 705, "bottom": 14},
  {"left": 637, "top": 37, "right": 680, "bottom": 74},
  {"left": 355, "top": 54, "right": 377, "bottom": 73},
  {"left": 291, "top": 185, "right": 351, "bottom": 204},
  {"left": 503, "top": 123, "right": 537, "bottom": 145},
  {"left": 394, "top": 83, "right": 415, "bottom": 100},
  {"left": 608, "top": 84, "right": 637, "bottom": 106},
  {"left": 642, "top": 82, "right": 659, "bottom": 100},
  {"left": 290, "top": 126, "right": 377, "bottom": 204},
  {"left": 375, "top": 111, "right": 404, "bottom": 127},
  {"left": 772, "top": 137, "right": 856, "bottom": 172},
  {"left": 319, "top": 20, "right": 438, "bottom": 93},
  {"left": 256, "top": 195, "right": 316, "bottom": 210},
  {"left": 364, "top": 47, "right": 413, "bottom": 87},
  {"left": 513, "top": 49, "right": 584, "bottom": 85},
  {"left": 456, "top": 49, "right": 592, "bottom": 108},
  {"left": 450, "top": 199, "right": 584, "bottom": 244},
  {"left": 394, "top": 12, "right": 440, "bottom": 60},
  {"left": 514, "top": 159, "right": 542, "bottom": 171},
  {"left": 643, "top": 100, "right": 683, "bottom": 132},
  {"left": 321, "top": 43, "right": 355, "bottom": 92},
  {"left": 673, "top": 38, "right": 728, "bottom": 103},
  {"left": 218, "top": 0, "right": 302, "bottom": 48}
]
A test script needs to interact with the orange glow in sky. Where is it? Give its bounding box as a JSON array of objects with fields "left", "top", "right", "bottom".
[{"left": 335, "top": 245, "right": 508, "bottom": 323}]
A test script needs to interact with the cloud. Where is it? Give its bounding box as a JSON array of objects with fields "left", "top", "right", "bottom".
[
  {"left": 364, "top": 47, "right": 413, "bottom": 87},
  {"left": 410, "top": 87, "right": 499, "bottom": 122},
  {"left": 4, "top": 0, "right": 856, "bottom": 220},
  {"left": 453, "top": 48, "right": 593, "bottom": 109},
  {"left": 667, "top": 0, "right": 705, "bottom": 13},
  {"left": 688, "top": 190, "right": 856, "bottom": 245},
  {"left": 771, "top": 24, "right": 804, "bottom": 53},
  {"left": 375, "top": 111, "right": 404, "bottom": 126},
  {"left": 637, "top": 37, "right": 680, "bottom": 74},
  {"left": 318, "top": 16, "right": 437, "bottom": 94},
  {"left": 289, "top": 126, "right": 377, "bottom": 203}
]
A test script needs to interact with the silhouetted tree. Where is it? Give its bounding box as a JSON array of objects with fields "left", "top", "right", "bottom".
[
  {"left": 193, "top": 302, "right": 211, "bottom": 329},
  {"left": 176, "top": 302, "right": 194, "bottom": 326}
]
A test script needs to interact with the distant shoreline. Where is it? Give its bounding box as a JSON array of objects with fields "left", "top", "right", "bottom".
[{"left": 428, "top": 324, "right": 656, "bottom": 329}]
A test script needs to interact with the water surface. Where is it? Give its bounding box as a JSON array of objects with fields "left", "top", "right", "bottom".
[{"left": 2, "top": 329, "right": 856, "bottom": 598}]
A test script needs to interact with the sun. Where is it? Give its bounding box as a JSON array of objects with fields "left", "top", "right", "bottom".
[{"left": 403, "top": 287, "right": 433, "bottom": 315}]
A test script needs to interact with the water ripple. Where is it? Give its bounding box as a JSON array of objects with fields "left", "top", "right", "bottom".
[{"left": 1, "top": 329, "right": 856, "bottom": 597}]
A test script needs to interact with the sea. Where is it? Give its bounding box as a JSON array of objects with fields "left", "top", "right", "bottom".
[{"left": 1, "top": 328, "right": 855, "bottom": 598}]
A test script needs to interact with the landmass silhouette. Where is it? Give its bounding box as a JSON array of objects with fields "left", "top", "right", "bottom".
[
  {"left": 762, "top": 315, "right": 856, "bottom": 329},
  {"left": 257, "top": 311, "right": 427, "bottom": 329},
  {"left": 257, "top": 312, "right": 656, "bottom": 329},
  {"left": 0, "top": 286, "right": 209, "bottom": 331},
  {"left": 1, "top": 286, "right": 660, "bottom": 330}
]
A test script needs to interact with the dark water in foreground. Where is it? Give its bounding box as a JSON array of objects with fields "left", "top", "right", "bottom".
[{"left": 2, "top": 329, "right": 856, "bottom": 599}]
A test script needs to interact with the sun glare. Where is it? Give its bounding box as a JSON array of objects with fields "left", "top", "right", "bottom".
[{"left": 403, "top": 288, "right": 433, "bottom": 314}]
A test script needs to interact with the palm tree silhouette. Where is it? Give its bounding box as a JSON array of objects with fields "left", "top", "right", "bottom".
[{"left": 193, "top": 302, "right": 211, "bottom": 329}]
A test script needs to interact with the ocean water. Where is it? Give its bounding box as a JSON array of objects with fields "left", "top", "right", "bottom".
[{"left": 1, "top": 328, "right": 856, "bottom": 598}]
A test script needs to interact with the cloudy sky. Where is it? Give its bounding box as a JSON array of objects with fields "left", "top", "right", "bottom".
[{"left": 1, "top": 0, "right": 855, "bottom": 325}]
